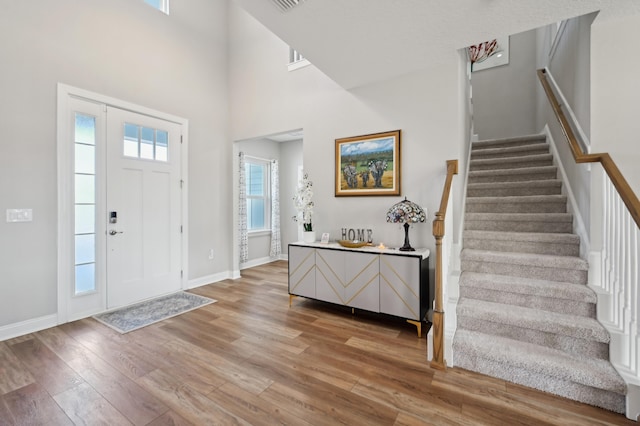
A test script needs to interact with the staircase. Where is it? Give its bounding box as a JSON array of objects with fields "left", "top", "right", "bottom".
[{"left": 452, "top": 134, "right": 627, "bottom": 413}]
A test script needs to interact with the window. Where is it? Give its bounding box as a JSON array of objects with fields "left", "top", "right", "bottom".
[
  {"left": 74, "top": 113, "right": 97, "bottom": 294},
  {"left": 288, "top": 47, "right": 310, "bottom": 71},
  {"left": 245, "top": 160, "right": 270, "bottom": 231},
  {"left": 144, "top": 0, "right": 169, "bottom": 14},
  {"left": 123, "top": 123, "right": 169, "bottom": 162},
  {"left": 289, "top": 48, "right": 304, "bottom": 64}
]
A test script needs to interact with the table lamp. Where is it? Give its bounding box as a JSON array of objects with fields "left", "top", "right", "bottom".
[{"left": 386, "top": 197, "right": 426, "bottom": 251}]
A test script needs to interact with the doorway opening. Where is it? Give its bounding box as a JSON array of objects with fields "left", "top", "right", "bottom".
[{"left": 232, "top": 129, "right": 303, "bottom": 275}]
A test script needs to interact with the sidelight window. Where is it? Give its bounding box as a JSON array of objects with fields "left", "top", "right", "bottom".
[{"left": 74, "top": 114, "right": 97, "bottom": 294}]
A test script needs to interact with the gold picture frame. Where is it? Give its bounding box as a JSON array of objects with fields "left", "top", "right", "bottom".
[{"left": 335, "top": 130, "right": 401, "bottom": 197}]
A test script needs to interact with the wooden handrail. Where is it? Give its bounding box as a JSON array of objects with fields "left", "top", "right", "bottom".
[
  {"left": 430, "top": 159, "right": 458, "bottom": 370},
  {"left": 537, "top": 68, "right": 640, "bottom": 228}
]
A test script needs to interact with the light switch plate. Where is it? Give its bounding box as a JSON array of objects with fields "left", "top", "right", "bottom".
[{"left": 6, "top": 209, "right": 33, "bottom": 222}]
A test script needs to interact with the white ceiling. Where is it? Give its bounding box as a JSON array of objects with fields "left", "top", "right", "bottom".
[{"left": 234, "top": 0, "right": 640, "bottom": 89}]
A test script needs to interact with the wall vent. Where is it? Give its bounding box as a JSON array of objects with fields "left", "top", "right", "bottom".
[{"left": 271, "top": 0, "right": 306, "bottom": 12}]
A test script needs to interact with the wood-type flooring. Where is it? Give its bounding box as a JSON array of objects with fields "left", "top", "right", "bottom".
[{"left": 0, "top": 261, "right": 635, "bottom": 425}]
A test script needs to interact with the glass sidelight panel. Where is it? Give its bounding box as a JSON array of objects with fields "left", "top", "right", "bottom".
[
  {"left": 75, "top": 263, "right": 96, "bottom": 294},
  {"left": 74, "top": 174, "right": 95, "bottom": 204},
  {"left": 75, "top": 234, "right": 96, "bottom": 264},
  {"left": 74, "top": 113, "right": 97, "bottom": 294},
  {"left": 75, "top": 144, "right": 95, "bottom": 174},
  {"left": 75, "top": 115, "right": 96, "bottom": 145}
]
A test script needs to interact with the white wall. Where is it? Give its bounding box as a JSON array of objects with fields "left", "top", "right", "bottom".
[
  {"left": 591, "top": 13, "right": 640, "bottom": 197},
  {"left": 229, "top": 3, "right": 463, "bottom": 259},
  {"left": 0, "top": 0, "right": 230, "bottom": 327},
  {"left": 539, "top": 14, "right": 596, "bottom": 239},
  {"left": 279, "top": 140, "right": 304, "bottom": 249},
  {"left": 471, "top": 29, "right": 539, "bottom": 140},
  {"left": 548, "top": 14, "right": 596, "bottom": 141}
]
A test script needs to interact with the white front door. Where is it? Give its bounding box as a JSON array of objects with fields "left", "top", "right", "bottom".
[{"left": 105, "top": 107, "right": 183, "bottom": 309}]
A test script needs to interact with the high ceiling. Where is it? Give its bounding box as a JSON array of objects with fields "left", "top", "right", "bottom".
[{"left": 234, "top": 0, "right": 640, "bottom": 89}]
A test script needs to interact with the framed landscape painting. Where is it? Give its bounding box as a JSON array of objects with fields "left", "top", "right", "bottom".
[{"left": 335, "top": 130, "right": 401, "bottom": 196}]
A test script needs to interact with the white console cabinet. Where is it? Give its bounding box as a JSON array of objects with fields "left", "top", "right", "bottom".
[{"left": 288, "top": 243, "right": 431, "bottom": 335}]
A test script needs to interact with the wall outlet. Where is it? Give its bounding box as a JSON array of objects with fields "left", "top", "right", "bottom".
[{"left": 208, "top": 249, "right": 214, "bottom": 260}]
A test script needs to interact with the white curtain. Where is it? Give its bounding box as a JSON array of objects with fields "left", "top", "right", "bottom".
[
  {"left": 270, "top": 159, "right": 281, "bottom": 257},
  {"left": 238, "top": 152, "right": 248, "bottom": 263}
]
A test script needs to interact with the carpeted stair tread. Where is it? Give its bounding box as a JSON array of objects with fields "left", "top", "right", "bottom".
[
  {"left": 464, "top": 230, "right": 579, "bottom": 245},
  {"left": 453, "top": 329, "right": 627, "bottom": 410},
  {"left": 457, "top": 298, "right": 609, "bottom": 343},
  {"left": 468, "top": 165, "right": 557, "bottom": 183},
  {"left": 459, "top": 271, "right": 596, "bottom": 304},
  {"left": 467, "top": 180, "right": 562, "bottom": 197},
  {"left": 463, "top": 230, "right": 579, "bottom": 256},
  {"left": 464, "top": 230, "right": 580, "bottom": 256},
  {"left": 469, "top": 153, "right": 554, "bottom": 171},
  {"left": 472, "top": 134, "right": 547, "bottom": 150},
  {"left": 470, "top": 143, "right": 550, "bottom": 159},
  {"left": 459, "top": 271, "right": 596, "bottom": 317},
  {"left": 464, "top": 212, "right": 573, "bottom": 233},
  {"left": 466, "top": 194, "right": 567, "bottom": 214},
  {"left": 461, "top": 248, "right": 588, "bottom": 271},
  {"left": 461, "top": 248, "right": 588, "bottom": 284}
]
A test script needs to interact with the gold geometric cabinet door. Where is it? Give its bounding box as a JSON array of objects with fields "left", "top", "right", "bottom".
[
  {"left": 315, "top": 248, "right": 345, "bottom": 305},
  {"left": 380, "top": 255, "right": 420, "bottom": 320},
  {"left": 344, "top": 252, "right": 379, "bottom": 312},
  {"left": 288, "top": 246, "right": 316, "bottom": 298}
]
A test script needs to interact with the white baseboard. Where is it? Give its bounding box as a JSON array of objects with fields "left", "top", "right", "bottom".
[
  {"left": 240, "top": 256, "right": 280, "bottom": 270},
  {"left": 187, "top": 271, "right": 234, "bottom": 289},
  {"left": 0, "top": 314, "right": 58, "bottom": 342}
]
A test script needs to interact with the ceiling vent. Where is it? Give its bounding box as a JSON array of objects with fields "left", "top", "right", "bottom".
[{"left": 271, "top": 0, "right": 306, "bottom": 12}]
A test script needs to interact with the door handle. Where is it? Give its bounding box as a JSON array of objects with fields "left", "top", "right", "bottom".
[{"left": 109, "top": 230, "right": 124, "bottom": 236}]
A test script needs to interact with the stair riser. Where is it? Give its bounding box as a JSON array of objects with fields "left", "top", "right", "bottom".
[
  {"left": 461, "top": 259, "right": 587, "bottom": 284},
  {"left": 464, "top": 219, "right": 573, "bottom": 233},
  {"left": 467, "top": 186, "right": 561, "bottom": 197},
  {"left": 452, "top": 352, "right": 625, "bottom": 414},
  {"left": 459, "top": 286, "right": 596, "bottom": 317},
  {"left": 457, "top": 316, "right": 609, "bottom": 360},
  {"left": 463, "top": 238, "right": 579, "bottom": 256},
  {"left": 466, "top": 201, "right": 567, "bottom": 214},
  {"left": 468, "top": 171, "right": 557, "bottom": 184},
  {"left": 470, "top": 146, "right": 550, "bottom": 160},
  {"left": 470, "top": 158, "right": 553, "bottom": 172}
]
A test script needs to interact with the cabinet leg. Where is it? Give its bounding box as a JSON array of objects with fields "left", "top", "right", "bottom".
[
  {"left": 406, "top": 320, "right": 422, "bottom": 338},
  {"left": 289, "top": 294, "right": 295, "bottom": 307}
]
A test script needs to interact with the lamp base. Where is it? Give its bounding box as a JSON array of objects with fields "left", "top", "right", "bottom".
[{"left": 399, "top": 222, "right": 415, "bottom": 251}]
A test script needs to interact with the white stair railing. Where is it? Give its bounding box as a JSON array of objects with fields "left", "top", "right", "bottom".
[
  {"left": 594, "top": 170, "right": 640, "bottom": 420},
  {"left": 538, "top": 67, "right": 640, "bottom": 420}
]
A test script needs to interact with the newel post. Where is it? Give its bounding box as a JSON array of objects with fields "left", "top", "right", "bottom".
[
  {"left": 430, "top": 213, "right": 446, "bottom": 370},
  {"left": 430, "top": 159, "right": 458, "bottom": 371}
]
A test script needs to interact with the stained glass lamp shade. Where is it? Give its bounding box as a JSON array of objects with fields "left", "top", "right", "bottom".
[{"left": 386, "top": 197, "right": 426, "bottom": 251}]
